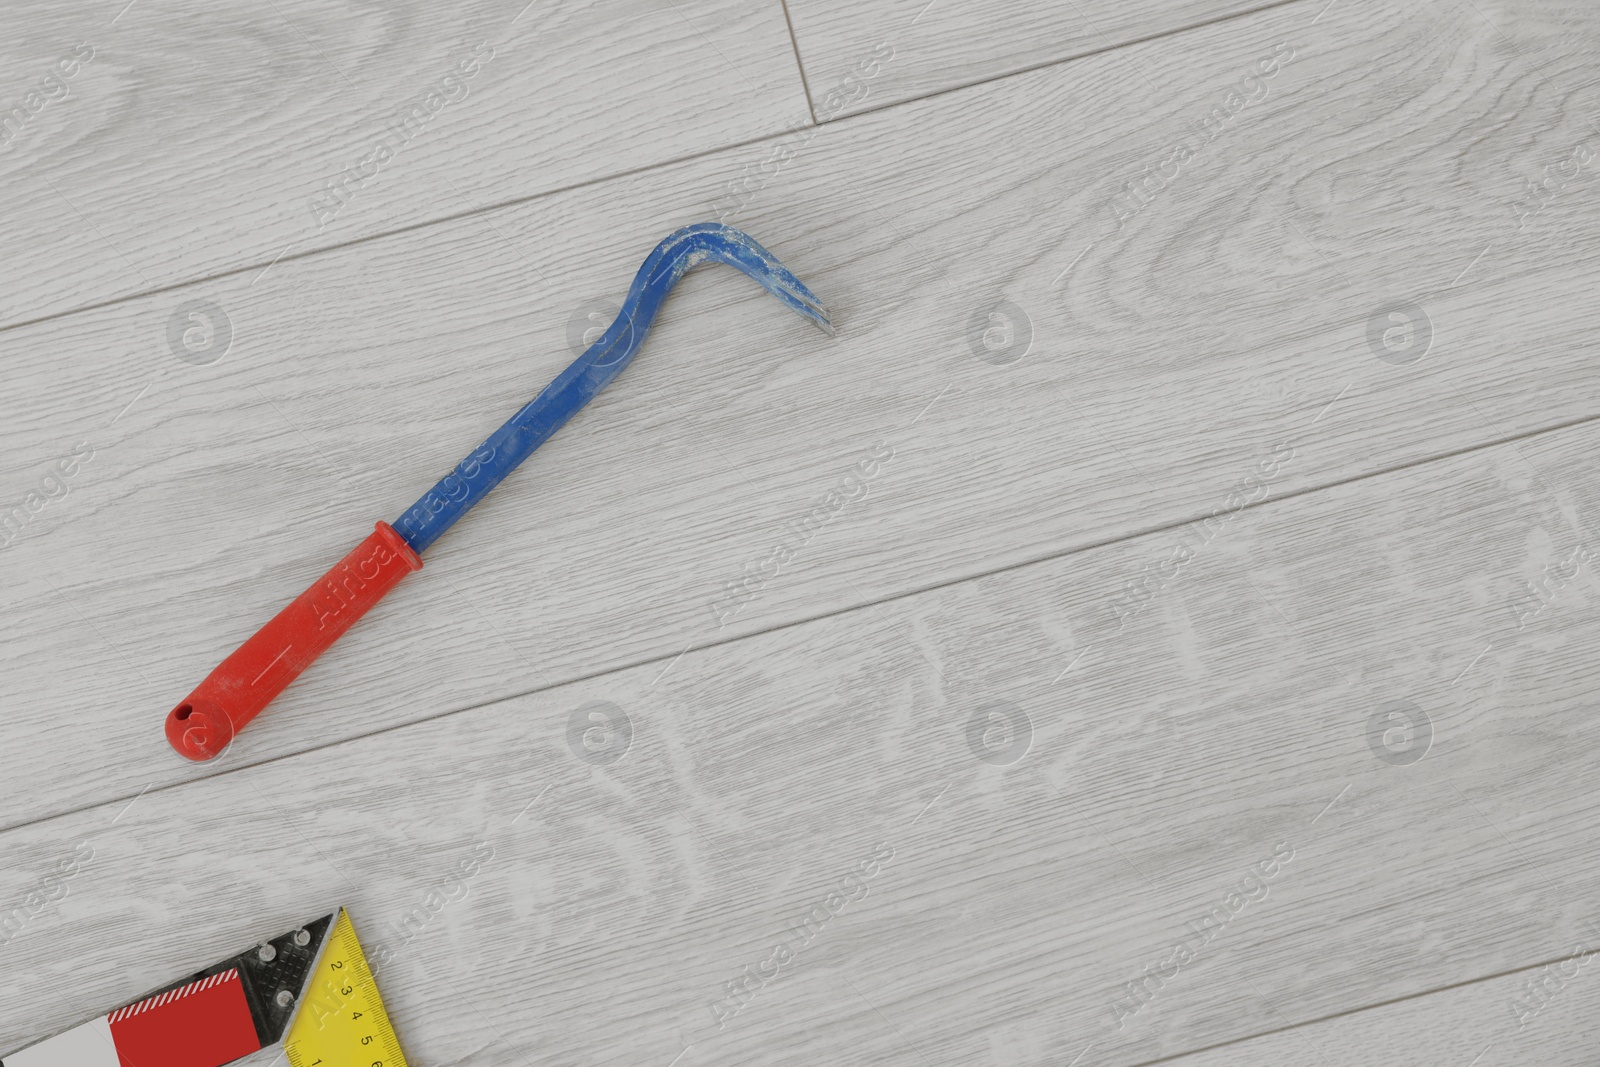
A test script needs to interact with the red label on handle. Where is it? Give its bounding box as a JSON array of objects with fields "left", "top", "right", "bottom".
[
  {"left": 109, "top": 968, "right": 260, "bottom": 1067},
  {"left": 166, "top": 522, "right": 422, "bottom": 761}
]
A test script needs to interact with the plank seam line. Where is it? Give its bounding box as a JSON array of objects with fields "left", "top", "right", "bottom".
[
  {"left": 825, "top": 0, "right": 1312, "bottom": 124},
  {"left": 9, "top": 409, "right": 1599, "bottom": 839},
  {"left": 1118, "top": 949, "right": 1589, "bottom": 1067},
  {"left": 0, "top": 0, "right": 1313, "bottom": 337},
  {"left": 0, "top": 121, "right": 814, "bottom": 340},
  {"left": 776, "top": 0, "right": 819, "bottom": 125}
]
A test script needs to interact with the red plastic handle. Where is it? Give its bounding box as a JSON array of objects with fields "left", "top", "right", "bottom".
[{"left": 166, "top": 522, "right": 422, "bottom": 761}]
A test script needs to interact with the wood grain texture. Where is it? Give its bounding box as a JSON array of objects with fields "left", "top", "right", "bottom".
[
  {"left": 1166, "top": 952, "right": 1600, "bottom": 1066},
  {"left": 783, "top": 0, "right": 1278, "bottom": 119},
  {"left": 0, "top": 0, "right": 808, "bottom": 328},
  {"left": 4, "top": 416, "right": 1600, "bottom": 1066},
  {"left": 4, "top": 0, "right": 1599, "bottom": 829}
]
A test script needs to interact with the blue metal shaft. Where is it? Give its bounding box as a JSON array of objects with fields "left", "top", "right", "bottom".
[{"left": 392, "top": 222, "right": 832, "bottom": 554}]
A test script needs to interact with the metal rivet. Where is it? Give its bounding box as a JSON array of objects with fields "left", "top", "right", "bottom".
[
  {"left": 293, "top": 929, "right": 311, "bottom": 947},
  {"left": 257, "top": 944, "right": 276, "bottom": 962},
  {"left": 275, "top": 989, "right": 294, "bottom": 1008}
]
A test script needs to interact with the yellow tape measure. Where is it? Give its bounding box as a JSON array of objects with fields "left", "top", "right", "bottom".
[{"left": 284, "top": 909, "right": 408, "bottom": 1067}]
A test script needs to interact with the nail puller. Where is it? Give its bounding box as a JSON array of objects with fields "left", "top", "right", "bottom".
[{"left": 165, "top": 223, "right": 832, "bottom": 761}]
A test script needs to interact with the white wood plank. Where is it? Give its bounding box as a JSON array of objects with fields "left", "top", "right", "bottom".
[
  {"left": 0, "top": 0, "right": 808, "bottom": 327},
  {"left": 1166, "top": 954, "right": 1600, "bottom": 1066},
  {"left": 3, "top": 0, "right": 1600, "bottom": 828},
  {"left": 784, "top": 0, "right": 1274, "bottom": 119},
  {"left": 3, "top": 416, "right": 1600, "bottom": 1066}
]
